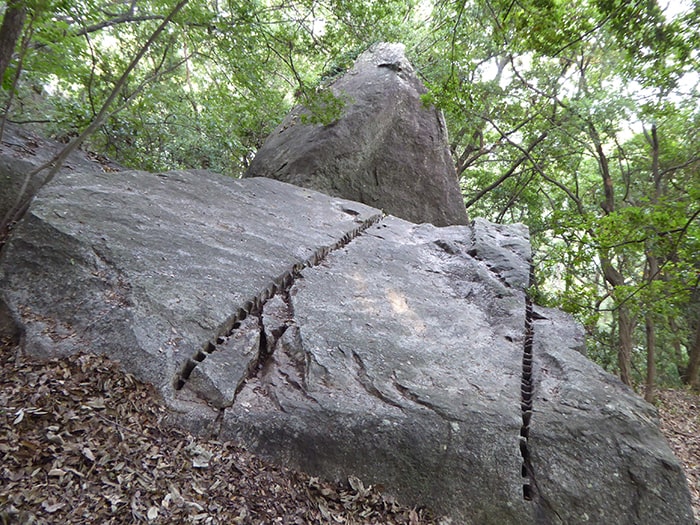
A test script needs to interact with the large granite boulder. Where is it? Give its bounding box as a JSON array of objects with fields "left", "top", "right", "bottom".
[
  {"left": 0, "top": 165, "right": 693, "bottom": 523},
  {"left": 245, "top": 42, "right": 469, "bottom": 228}
]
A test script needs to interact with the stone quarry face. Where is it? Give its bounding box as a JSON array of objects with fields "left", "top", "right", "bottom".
[
  {"left": 0, "top": 164, "right": 694, "bottom": 524},
  {"left": 245, "top": 42, "right": 469, "bottom": 228}
]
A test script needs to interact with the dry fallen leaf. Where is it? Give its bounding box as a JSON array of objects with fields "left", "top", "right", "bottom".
[
  {"left": 18, "top": 343, "right": 696, "bottom": 524},
  {"left": 41, "top": 501, "right": 65, "bottom": 513},
  {"left": 13, "top": 408, "right": 24, "bottom": 425},
  {"left": 147, "top": 505, "right": 159, "bottom": 520},
  {"left": 84, "top": 397, "right": 106, "bottom": 409},
  {"left": 82, "top": 446, "right": 96, "bottom": 462},
  {"left": 188, "top": 443, "right": 213, "bottom": 469}
]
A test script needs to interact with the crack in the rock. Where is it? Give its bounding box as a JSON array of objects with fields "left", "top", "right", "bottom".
[
  {"left": 467, "top": 223, "right": 544, "bottom": 507},
  {"left": 239, "top": 299, "right": 322, "bottom": 410},
  {"left": 212, "top": 407, "right": 225, "bottom": 439},
  {"left": 467, "top": 246, "right": 514, "bottom": 291},
  {"left": 520, "top": 263, "right": 541, "bottom": 508},
  {"left": 278, "top": 369, "right": 312, "bottom": 397},
  {"left": 520, "top": 287, "right": 536, "bottom": 501},
  {"left": 392, "top": 379, "right": 461, "bottom": 423},
  {"left": 173, "top": 212, "right": 383, "bottom": 392},
  {"left": 519, "top": 268, "right": 563, "bottom": 523},
  {"left": 349, "top": 348, "right": 405, "bottom": 411},
  {"left": 278, "top": 292, "right": 311, "bottom": 389},
  {"left": 465, "top": 221, "right": 534, "bottom": 295},
  {"left": 228, "top": 311, "right": 279, "bottom": 403}
]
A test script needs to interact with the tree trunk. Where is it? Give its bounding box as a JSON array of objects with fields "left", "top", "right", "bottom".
[
  {"left": 644, "top": 313, "right": 656, "bottom": 402},
  {"left": 618, "top": 306, "right": 635, "bottom": 386},
  {"left": 0, "top": 1, "right": 26, "bottom": 85},
  {"left": 643, "top": 125, "right": 661, "bottom": 401},
  {"left": 688, "top": 308, "right": 700, "bottom": 390},
  {"left": 601, "top": 256, "right": 635, "bottom": 386},
  {"left": 668, "top": 317, "right": 687, "bottom": 381},
  {"left": 590, "top": 119, "right": 637, "bottom": 385},
  {"left": 643, "top": 252, "right": 658, "bottom": 400}
]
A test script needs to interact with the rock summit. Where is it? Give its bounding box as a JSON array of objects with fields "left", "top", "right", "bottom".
[{"left": 245, "top": 42, "right": 469, "bottom": 228}]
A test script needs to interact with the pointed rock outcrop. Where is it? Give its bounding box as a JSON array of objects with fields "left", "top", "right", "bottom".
[{"left": 245, "top": 42, "right": 468, "bottom": 227}]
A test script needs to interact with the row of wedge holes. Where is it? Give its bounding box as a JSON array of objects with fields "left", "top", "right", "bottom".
[
  {"left": 173, "top": 213, "right": 384, "bottom": 391},
  {"left": 173, "top": 268, "right": 296, "bottom": 390},
  {"left": 519, "top": 266, "right": 536, "bottom": 501}
]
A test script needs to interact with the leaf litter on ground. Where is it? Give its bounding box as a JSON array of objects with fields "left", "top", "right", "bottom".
[
  {"left": 655, "top": 388, "right": 700, "bottom": 523},
  {"left": 0, "top": 340, "right": 449, "bottom": 524},
  {"left": 2, "top": 338, "right": 698, "bottom": 524}
]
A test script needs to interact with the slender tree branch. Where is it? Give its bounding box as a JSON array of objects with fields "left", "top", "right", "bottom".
[
  {"left": 463, "top": 131, "right": 548, "bottom": 209},
  {"left": 496, "top": 170, "right": 535, "bottom": 223},
  {"left": 0, "top": 0, "right": 191, "bottom": 245},
  {"left": 74, "top": 14, "right": 166, "bottom": 36},
  {"left": 446, "top": 0, "right": 467, "bottom": 89}
]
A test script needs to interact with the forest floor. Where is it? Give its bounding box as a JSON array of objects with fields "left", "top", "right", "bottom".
[
  {"left": 656, "top": 388, "right": 700, "bottom": 523},
  {"left": 0, "top": 340, "right": 698, "bottom": 524}
]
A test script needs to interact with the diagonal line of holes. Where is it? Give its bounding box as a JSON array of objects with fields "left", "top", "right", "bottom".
[
  {"left": 173, "top": 213, "right": 384, "bottom": 391},
  {"left": 520, "top": 265, "right": 536, "bottom": 501}
]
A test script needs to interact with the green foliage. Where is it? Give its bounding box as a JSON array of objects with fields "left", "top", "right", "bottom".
[
  {"left": 418, "top": 0, "right": 700, "bottom": 387},
  {"left": 298, "top": 88, "right": 346, "bottom": 126},
  {"left": 3, "top": 0, "right": 430, "bottom": 174}
]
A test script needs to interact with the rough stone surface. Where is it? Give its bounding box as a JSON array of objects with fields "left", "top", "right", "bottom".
[
  {"left": 0, "top": 163, "right": 694, "bottom": 523},
  {"left": 530, "top": 320, "right": 689, "bottom": 523},
  {"left": 471, "top": 217, "right": 532, "bottom": 289},
  {"left": 186, "top": 315, "right": 260, "bottom": 409},
  {"left": 0, "top": 122, "right": 120, "bottom": 235},
  {"left": 223, "top": 216, "right": 530, "bottom": 523},
  {"left": 245, "top": 43, "right": 469, "bottom": 228},
  {"left": 0, "top": 168, "right": 380, "bottom": 396}
]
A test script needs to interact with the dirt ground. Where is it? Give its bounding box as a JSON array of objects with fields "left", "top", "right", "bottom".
[
  {"left": 1, "top": 342, "right": 698, "bottom": 524},
  {"left": 656, "top": 388, "right": 700, "bottom": 523}
]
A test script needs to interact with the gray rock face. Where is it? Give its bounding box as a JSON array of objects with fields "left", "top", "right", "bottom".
[
  {"left": 245, "top": 43, "right": 469, "bottom": 228},
  {"left": 0, "top": 168, "right": 380, "bottom": 393},
  {"left": 0, "top": 122, "right": 120, "bottom": 241},
  {"left": 530, "top": 322, "right": 686, "bottom": 523},
  {"left": 0, "top": 166, "right": 693, "bottom": 524}
]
